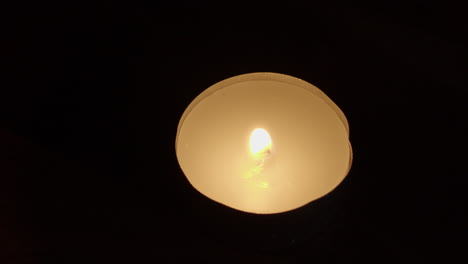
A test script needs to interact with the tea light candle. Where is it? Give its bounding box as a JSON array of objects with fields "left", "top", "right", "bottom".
[{"left": 176, "top": 72, "right": 352, "bottom": 214}]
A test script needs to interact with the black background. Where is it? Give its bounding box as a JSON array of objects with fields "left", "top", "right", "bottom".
[{"left": 2, "top": 2, "right": 467, "bottom": 263}]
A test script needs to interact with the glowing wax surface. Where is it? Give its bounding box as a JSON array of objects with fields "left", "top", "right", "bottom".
[{"left": 176, "top": 72, "right": 352, "bottom": 214}]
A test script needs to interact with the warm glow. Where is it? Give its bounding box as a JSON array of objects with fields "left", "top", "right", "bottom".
[
  {"left": 176, "top": 72, "right": 352, "bottom": 214},
  {"left": 249, "top": 128, "right": 272, "bottom": 158}
]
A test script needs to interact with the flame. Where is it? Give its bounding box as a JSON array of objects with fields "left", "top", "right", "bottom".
[
  {"left": 249, "top": 128, "right": 272, "bottom": 158},
  {"left": 243, "top": 128, "right": 272, "bottom": 188}
]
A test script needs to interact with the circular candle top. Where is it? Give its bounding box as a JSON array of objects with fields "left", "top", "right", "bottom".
[{"left": 176, "top": 72, "right": 352, "bottom": 214}]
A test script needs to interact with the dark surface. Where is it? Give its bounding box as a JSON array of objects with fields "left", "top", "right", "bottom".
[{"left": 2, "top": 2, "right": 466, "bottom": 263}]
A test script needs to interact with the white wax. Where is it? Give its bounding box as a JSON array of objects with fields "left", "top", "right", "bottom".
[{"left": 176, "top": 72, "right": 352, "bottom": 214}]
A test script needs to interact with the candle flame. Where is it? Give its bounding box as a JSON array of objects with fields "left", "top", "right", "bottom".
[
  {"left": 249, "top": 128, "right": 272, "bottom": 158},
  {"left": 244, "top": 128, "right": 272, "bottom": 188}
]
